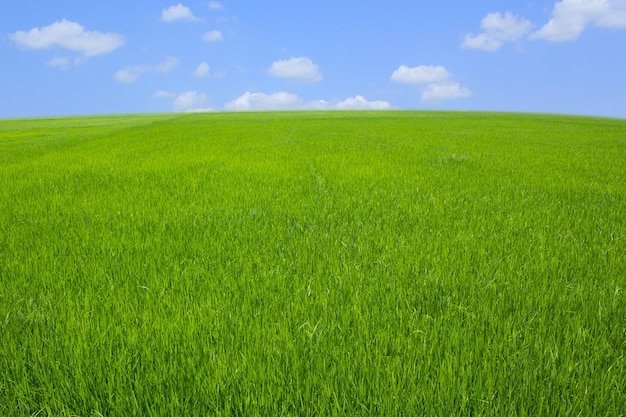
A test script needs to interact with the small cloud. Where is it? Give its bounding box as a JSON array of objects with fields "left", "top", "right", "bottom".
[
  {"left": 194, "top": 62, "right": 211, "bottom": 78},
  {"left": 268, "top": 57, "right": 322, "bottom": 83},
  {"left": 530, "top": 0, "right": 626, "bottom": 42},
  {"left": 390, "top": 65, "right": 451, "bottom": 84},
  {"left": 154, "top": 90, "right": 176, "bottom": 98},
  {"left": 9, "top": 19, "right": 124, "bottom": 61},
  {"left": 208, "top": 1, "right": 224, "bottom": 10},
  {"left": 336, "top": 96, "right": 391, "bottom": 110},
  {"left": 391, "top": 65, "right": 471, "bottom": 105},
  {"left": 155, "top": 56, "right": 179, "bottom": 74},
  {"left": 462, "top": 11, "right": 533, "bottom": 51},
  {"left": 115, "top": 57, "right": 179, "bottom": 84},
  {"left": 184, "top": 108, "right": 214, "bottom": 113},
  {"left": 155, "top": 90, "right": 211, "bottom": 111},
  {"left": 232, "top": 64, "right": 247, "bottom": 74},
  {"left": 115, "top": 65, "right": 151, "bottom": 84},
  {"left": 304, "top": 99, "right": 332, "bottom": 110},
  {"left": 212, "top": 70, "right": 228, "bottom": 79},
  {"left": 202, "top": 30, "right": 224, "bottom": 42},
  {"left": 225, "top": 91, "right": 300, "bottom": 110},
  {"left": 421, "top": 82, "right": 472, "bottom": 104},
  {"left": 46, "top": 56, "right": 71, "bottom": 71},
  {"left": 225, "top": 92, "right": 392, "bottom": 111},
  {"left": 174, "top": 91, "right": 208, "bottom": 111},
  {"left": 161, "top": 4, "right": 201, "bottom": 22}
]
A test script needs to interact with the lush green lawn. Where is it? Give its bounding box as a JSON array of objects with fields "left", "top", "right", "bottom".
[{"left": 1, "top": 111, "right": 624, "bottom": 416}]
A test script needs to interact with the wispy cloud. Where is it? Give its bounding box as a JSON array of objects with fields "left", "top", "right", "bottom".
[
  {"left": 154, "top": 90, "right": 211, "bottom": 111},
  {"left": 202, "top": 30, "right": 224, "bottom": 42},
  {"left": 9, "top": 19, "right": 124, "bottom": 63},
  {"left": 391, "top": 65, "right": 471, "bottom": 104},
  {"left": 155, "top": 56, "right": 179, "bottom": 74},
  {"left": 115, "top": 65, "right": 152, "bottom": 84},
  {"left": 225, "top": 92, "right": 391, "bottom": 111},
  {"left": 268, "top": 57, "right": 322, "bottom": 83},
  {"left": 154, "top": 90, "right": 176, "bottom": 99},
  {"left": 208, "top": 1, "right": 224, "bottom": 10},
  {"left": 462, "top": 12, "right": 533, "bottom": 51},
  {"left": 531, "top": 0, "right": 626, "bottom": 42},
  {"left": 46, "top": 56, "right": 71, "bottom": 71},
  {"left": 115, "top": 57, "right": 179, "bottom": 84},
  {"left": 161, "top": 4, "right": 201, "bottom": 22}
]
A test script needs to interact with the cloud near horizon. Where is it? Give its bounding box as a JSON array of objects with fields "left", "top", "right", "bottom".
[
  {"left": 154, "top": 89, "right": 210, "bottom": 112},
  {"left": 225, "top": 92, "right": 391, "bottom": 111},
  {"left": 268, "top": 57, "right": 322, "bottom": 83},
  {"left": 173, "top": 91, "right": 208, "bottom": 111},
  {"left": 9, "top": 19, "right": 124, "bottom": 63},
  {"left": 390, "top": 65, "right": 471, "bottom": 104},
  {"left": 336, "top": 96, "right": 392, "bottom": 110},
  {"left": 225, "top": 92, "right": 300, "bottom": 110},
  {"left": 422, "top": 83, "right": 472, "bottom": 104}
]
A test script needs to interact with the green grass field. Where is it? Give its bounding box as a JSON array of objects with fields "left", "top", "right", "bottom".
[{"left": 1, "top": 111, "right": 624, "bottom": 416}]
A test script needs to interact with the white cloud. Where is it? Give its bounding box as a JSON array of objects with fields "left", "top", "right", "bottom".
[
  {"left": 115, "top": 57, "right": 179, "bottom": 84},
  {"left": 154, "top": 90, "right": 176, "bottom": 99},
  {"left": 225, "top": 92, "right": 392, "bottom": 111},
  {"left": 194, "top": 62, "right": 211, "bottom": 78},
  {"left": 390, "top": 65, "right": 471, "bottom": 105},
  {"left": 462, "top": 12, "right": 533, "bottom": 51},
  {"left": 390, "top": 65, "right": 451, "bottom": 84},
  {"left": 336, "top": 96, "right": 392, "bottom": 110},
  {"left": 421, "top": 82, "right": 472, "bottom": 104},
  {"left": 531, "top": 0, "right": 626, "bottom": 41},
  {"left": 208, "top": 1, "right": 224, "bottom": 10},
  {"left": 9, "top": 19, "right": 124, "bottom": 60},
  {"left": 46, "top": 56, "right": 71, "bottom": 70},
  {"left": 226, "top": 91, "right": 300, "bottom": 110},
  {"left": 161, "top": 4, "right": 201, "bottom": 22},
  {"left": 184, "top": 108, "right": 214, "bottom": 113},
  {"left": 155, "top": 56, "right": 179, "bottom": 74},
  {"left": 174, "top": 91, "right": 208, "bottom": 111},
  {"left": 212, "top": 70, "right": 228, "bottom": 79},
  {"left": 115, "top": 65, "right": 151, "bottom": 84},
  {"left": 268, "top": 57, "right": 322, "bottom": 83},
  {"left": 155, "top": 90, "right": 211, "bottom": 111},
  {"left": 202, "top": 30, "right": 224, "bottom": 42},
  {"left": 461, "top": 33, "right": 502, "bottom": 52}
]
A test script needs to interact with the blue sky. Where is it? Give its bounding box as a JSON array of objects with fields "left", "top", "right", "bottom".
[{"left": 2, "top": 0, "right": 626, "bottom": 118}]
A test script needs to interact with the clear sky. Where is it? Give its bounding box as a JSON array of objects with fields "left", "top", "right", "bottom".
[{"left": 2, "top": 0, "right": 626, "bottom": 118}]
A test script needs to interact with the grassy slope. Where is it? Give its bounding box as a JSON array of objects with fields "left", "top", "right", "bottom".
[{"left": 0, "top": 111, "right": 624, "bottom": 416}]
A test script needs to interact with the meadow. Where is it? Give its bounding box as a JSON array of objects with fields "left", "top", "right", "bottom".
[{"left": 0, "top": 111, "right": 624, "bottom": 416}]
